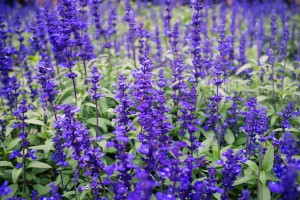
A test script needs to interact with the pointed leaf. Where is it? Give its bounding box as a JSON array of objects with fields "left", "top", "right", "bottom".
[
  {"left": 27, "top": 161, "right": 52, "bottom": 169},
  {"left": 0, "top": 161, "right": 14, "bottom": 168},
  {"left": 12, "top": 168, "right": 22, "bottom": 183},
  {"left": 25, "top": 119, "right": 45, "bottom": 126},
  {"left": 236, "top": 63, "right": 252, "bottom": 75},
  {"left": 262, "top": 146, "right": 274, "bottom": 172}
]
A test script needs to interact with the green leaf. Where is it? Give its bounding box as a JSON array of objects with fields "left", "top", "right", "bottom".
[
  {"left": 80, "top": 189, "right": 89, "bottom": 200},
  {"left": 198, "top": 138, "right": 212, "bottom": 155},
  {"left": 213, "top": 193, "right": 221, "bottom": 200},
  {"left": 262, "top": 146, "right": 274, "bottom": 172},
  {"left": 83, "top": 102, "right": 96, "bottom": 108},
  {"left": 86, "top": 118, "right": 111, "bottom": 133},
  {"left": 63, "top": 191, "right": 75, "bottom": 198},
  {"left": 7, "top": 138, "right": 21, "bottom": 150},
  {"left": 25, "top": 119, "right": 45, "bottom": 126},
  {"left": 259, "top": 55, "right": 268, "bottom": 64},
  {"left": 44, "top": 139, "right": 54, "bottom": 158},
  {"left": 27, "top": 161, "right": 52, "bottom": 169},
  {"left": 270, "top": 116, "right": 277, "bottom": 127},
  {"left": 259, "top": 184, "right": 271, "bottom": 200},
  {"left": 224, "top": 129, "right": 235, "bottom": 144},
  {"left": 260, "top": 171, "right": 267, "bottom": 185},
  {"left": 5, "top": 121, "right": 14, "bottom": 137},
  {"left": 273, "top": 127, "right": 299, "bottom": 132},
  {"left": 32, "top": 184, "right": 50, "bottom": 196},
  {"left": 0, "top": 161, "right": 14, "bottom": 168},
  {"left": 12, "top": 168, "right": 22, "bottom": 183},
  {"left": 257, "top": 96, "right": 269, "bottom": 102},
  {"left": 246, "top": 160, "right": 258, "bottom": 173},
  {"left": 57, "top": 86, "right": 73, "bottom": 104},
  {"left": 30, "top": 145, "right": 47, "bottom": 150},
  {"left": 236, "top": 63, "right": 252, "bottom": 75},
  {"left": 233, "top": 174, "right": 255, "bottom": 186}
]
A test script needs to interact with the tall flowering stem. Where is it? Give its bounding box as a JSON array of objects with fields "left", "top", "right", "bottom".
[
  {"left": 217, "top": 149, "right": 246, "bottom": 200},
  {"left": 57, "top": 0, "right": 89, "bottom": 99},
  {"left": 241, "top": 97, "right": 269, "bottom": 156},
  {"left": 35, "top": 61, "right": 59, "bottom": 115},
  {"left": 0, "top": 16, "right": 21, "bottom": 113},
  {"left": 269, "top": 132, "right": 300, "bottom": 200},
  {"left": 13, "top": 15, "right": 26, "bottom": 66},
  {"left": 269, "top": 10, "right": 277, "bottom": 50},
  {"left": 156, "top": 142, "right": 184, "bottom": 199},
  {"left": 206, "top": 18, "right": 228, "bottom": 153},
  {"left": 0, "top": 120, "right": 6, "bottom": 140},
  {"left": 87, "top": 66, "right": 103, "bottom": 136},
  {"left": 44, "top": 8, "right": 63, "bottom": 90},
  {"left": 90, "top": 0, "right": 112, "bottom": 53},
  {"left": 268, "top": 49, "right": 276, "bottom": 111},
  {"left": 277, "top": 102, "right": 298, "bottom": 133},
  {"left": 280, "top": 23, "right": 289, "bottom": 95},
  {"left": 179, "top": 85, "right": 201, "bottom": 154},
  {"left": 170, "top": 22, "right": 179, "bottom": 59},
  {"left": 155, "top": 26, "right": 162, "bottom": 63},
  {"left": 221, "top": 92, "right": 242, "bottom": 138},
  {"left": 164, "top": 0, "right": 173, "bottom": 45},
  {"left": 241, "top": 97, "right": 269, "bottom": 199},
  {"left": 255, "top": 22, "right": 261, "bottom": 64},
  {"left": 239, "top": 33, "right": 247, "bottom": 65},
  {"left": 171, "top": 54, "right": 185, "bottom": 120},
  {"left": 54, "top": 105, "right": 107, "bottom": 198},
  {"left": 190, "top": 0, "right": 203, "bottom": 82},
  {"left": 35, "top": 61, "right": 66, "bottom": 190},
  {"left": 77, "top": 1, "right": 96, "bottom": 74},
  {"left": 217, "top": 18, "right": 229, "bottom": 77},
  {"left": 191, "top": 167, "right": 223, "bottom": 199},
  {"left": 107, "top": 74, "right": 136, "bottom": 199},
  {"left": 206, "top": 57, "right": 224, "bottom": 154},
  {"left": 154, "top": 70, "right": 173, "bottom": 155},
  {"left": 124, "top": 0, "right": 137, "bottom": 68},
  {"left": 133, "top": 26, "right": 158, "bottom": 174},
  {"left": 11, "top": 99, "right": 35, "bottom": 193}
]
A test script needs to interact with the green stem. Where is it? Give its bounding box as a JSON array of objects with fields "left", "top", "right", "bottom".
[
  {"left": 281, "top": 57, "right": 287, "bottom": 107},
  {"left": 22, "top": 147, "right": 26, "bottom": 193},
  {"left": 257, "top": 143, "right": 265, "bottom": 200},
  {"left": 215, "top": 85, "right": 221, "bottom": 156},
  {"left": 95, "top": 100, "right": 99, "bottom": 136},
  {"left": 271, "top": 63, "right": 276, "bottom": 112},
  {"left": 60, "top": 171, "right": 65, "bottom": 193}
]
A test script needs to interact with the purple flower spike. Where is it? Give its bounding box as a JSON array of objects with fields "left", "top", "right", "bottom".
[{"left": 87, "top": 66, "right": 103, "bottom": 101}]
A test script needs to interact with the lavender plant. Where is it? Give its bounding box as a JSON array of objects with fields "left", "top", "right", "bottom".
[
  {"left": 10, "top": 99, "right": 36, "bottom": 193},
  {"left": 87, "top": 66, "right": 103, "bottom": 136},
  {"left": 0, "top": 1, "right": 299, "bottom": 199}
]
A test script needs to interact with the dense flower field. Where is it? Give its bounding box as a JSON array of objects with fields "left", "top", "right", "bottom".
[{"left": 0, "top": 0, "right": 300, "bottom": 199}]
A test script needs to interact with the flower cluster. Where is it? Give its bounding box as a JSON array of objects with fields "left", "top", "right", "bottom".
[
  {"left": 87, "top": 67, "right": 104, "bottom": 101},
  {"left": 217, "top": 149, "right": 247, "bottom": 200},
  {"left": 35, "top": 61, "right": 59, "bottom": 110},
  {"left": 269, "top": 132, "right": 300, "bottom": 200},
  {"left": 190, "top": 0, "right": 203, "bottom": 81},
  {"left": 241, "top": 97, "right": 269, "bottom": 155},
  {"left": 106, "top": 74, "right": 136, "bottom": 199},
  {"left": 0, "top": 181, "right": 11, "bottom": 197},
  {"left": 277, "top": 101, "right": 299, "bottom": 131}
]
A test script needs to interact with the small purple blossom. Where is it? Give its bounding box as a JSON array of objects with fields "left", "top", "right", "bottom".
[{"left": 0, "top": 181, "right": 11, "bottom": 197}]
